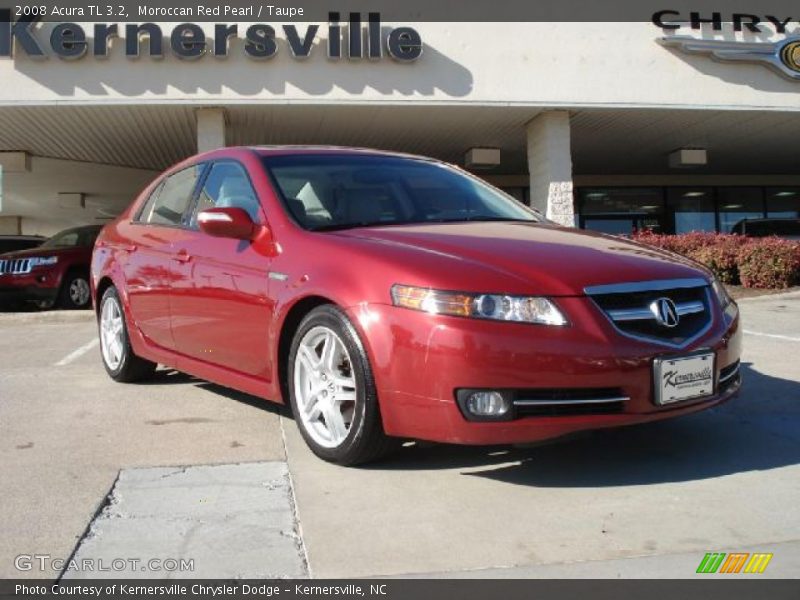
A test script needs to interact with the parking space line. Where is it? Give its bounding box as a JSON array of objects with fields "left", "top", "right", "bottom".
[
  {"left": 55, "top": 338, "right": 99, "bottom": 366},
  {"left": 743, "top": 330, "right": 800, "bottom": 343}
]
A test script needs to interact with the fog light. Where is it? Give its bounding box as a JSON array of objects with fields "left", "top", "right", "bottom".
[{"left": 466, "top": 391, "right": 510, "bottom": 417}]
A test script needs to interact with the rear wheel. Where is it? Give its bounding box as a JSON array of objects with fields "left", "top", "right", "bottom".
[
  {"left": 59, "top": 271, "right": 92, "bottom": 309},
  {"left": 288, "top": 305, "right": 395, "bottom": 466},
  {"left": 99, "top": 286, "right": 156, "bottom": 382}
]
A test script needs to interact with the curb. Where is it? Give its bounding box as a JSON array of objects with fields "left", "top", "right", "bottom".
[
  {"left": 735, "top": 290, "right": 800, "bottom": 303},
  {"left": 0, "top": 310, "right": 96, "bottom": 324}
]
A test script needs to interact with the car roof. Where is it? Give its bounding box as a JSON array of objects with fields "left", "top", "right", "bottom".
[
  {"left": 0, "top": 234, "right": 45, "bottom": 239},
  {"left": 158, "top": 146, "right": 446, "bottom": 183},
  {"left": 52, "top": 224, "right": 103, "bottom": 234},
  {"left": 195, "top": 145, "right": 439, "bottom": 163}
]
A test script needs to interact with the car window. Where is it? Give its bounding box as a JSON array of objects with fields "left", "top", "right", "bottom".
[
  {"left": 263, "top": 154, "right": 539, "bottom": 231},
  {"left": 135, "top": 181, "right": 164, "bottom": 223},
  {"left": 140, "top": 166, "right": 200, "bottom": 226},
  {"left": 192, "top": 162, "right": 262, "bottom": 225},
  {"left": 40, "top": 227, "right": 102, "bottom": 248}
]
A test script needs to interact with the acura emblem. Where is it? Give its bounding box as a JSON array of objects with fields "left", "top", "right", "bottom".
[{"left": 650, "top": 297, "right": 680, "bottom": 328}]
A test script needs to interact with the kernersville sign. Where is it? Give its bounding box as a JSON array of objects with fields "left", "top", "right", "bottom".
[{"left": 0, "top": 11, "right": 423, "bottom": 62}]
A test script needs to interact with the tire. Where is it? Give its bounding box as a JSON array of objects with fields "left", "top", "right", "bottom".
[
  {"left": 58, "top": 271, "right": 92, "bottom": 309},
  {"left": 288, "top": 305, "right": 396, "bottom": 466},
  {"left": 98, "top": 286, "right": 157, "bottom": 382}
]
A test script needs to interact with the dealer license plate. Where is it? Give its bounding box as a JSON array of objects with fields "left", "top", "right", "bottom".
[{"left": 654, "top": 353, "right": 715, "bottom": 405}]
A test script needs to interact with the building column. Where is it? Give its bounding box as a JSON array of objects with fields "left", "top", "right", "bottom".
[
  {"left": 196, "top": 108, "right": 227, "bottom": 153},
  {"left": 526, "top": 111, "right": 576, "bottom": 227}
]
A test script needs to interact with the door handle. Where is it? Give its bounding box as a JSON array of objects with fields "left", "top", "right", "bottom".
[
  {"left": 123, "top": 244, "right": 137, "bottom": 253},
  {"left": 172, "top": 250, "right": 192, "bottom": 263}
]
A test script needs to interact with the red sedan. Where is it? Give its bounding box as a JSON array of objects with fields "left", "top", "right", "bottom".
[{"left": 91, "top": 147, "right": 742, "bottom": 465}]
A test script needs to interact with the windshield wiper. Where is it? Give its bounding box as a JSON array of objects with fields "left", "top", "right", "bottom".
[
  {"left": 310, "top": 220, "right": 416, "bottom": 232},
  {"left": 310, "top": 216, "right": 536, "bottom": 232},
  {"left": 464, "top": 216, "right": 536, "bottom": 222},
  {"left": 423, "top": 216, "right": 535, "bottom": 224}
]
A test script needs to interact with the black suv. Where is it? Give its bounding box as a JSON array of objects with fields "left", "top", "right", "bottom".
[{"left": 731, "top": 218, "right": 800, "bottom": 240}]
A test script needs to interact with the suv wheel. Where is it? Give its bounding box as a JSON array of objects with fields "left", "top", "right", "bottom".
[
  {"left": 99, "top": 286, "right": 156, "bottom": 382},
  {"left": 288, "top": 305, "right": 396, "bottom": 466},
  {"left": 59, "top": 272, "right": 92, "bottom": 309}
]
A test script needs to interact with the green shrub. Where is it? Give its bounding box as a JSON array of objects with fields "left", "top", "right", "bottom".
[
  {"left": 738, "top": 239, "right": 800, "bottom": 289},
  {"left": 687, "top": 236, "right": 745, "bottom": 285},
  {"left": 632, "top": 232, "right": 799, "bottom": 289}
]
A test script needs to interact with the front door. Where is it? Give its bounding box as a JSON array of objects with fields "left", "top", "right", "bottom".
[{"left": 169, "top": 161, "right": 274, "bottom": 380}]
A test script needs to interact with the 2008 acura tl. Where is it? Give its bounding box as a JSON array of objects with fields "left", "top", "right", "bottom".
[{"left": 91, "top": 147, "right": 742, "bottom": 465}]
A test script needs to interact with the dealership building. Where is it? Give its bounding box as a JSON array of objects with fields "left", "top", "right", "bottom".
[{"left": 1, "top": 11, "right": 800, "bottom": 236}]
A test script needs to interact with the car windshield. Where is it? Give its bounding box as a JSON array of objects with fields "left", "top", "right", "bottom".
[
  {"left": 262, "top": 154, "right": 541, "bottom": 231},
  {"left": 40, "top": 226, "right": 101, "bottom": 248}
]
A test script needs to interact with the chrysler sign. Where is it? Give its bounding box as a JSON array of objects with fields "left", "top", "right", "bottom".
[
  {"left": 0, "top": 11, "right": 423, "bottom": 61},
  {"left": 653, "top": 9, "right": 800, "bottom": 80}
]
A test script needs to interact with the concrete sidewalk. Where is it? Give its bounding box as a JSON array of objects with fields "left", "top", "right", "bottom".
[{"left": 64, "top": 462, "right": 307, "bottom": 579}]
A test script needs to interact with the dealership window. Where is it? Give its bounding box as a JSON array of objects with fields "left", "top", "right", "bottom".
[
  {"left": 766, "top": 188, "right": 800, "bottom": 218},
  {"left": 193, "top": 162, "right": 262, "bottom": 224},
  {"left": 718, "top": 187, "right": 765, "bottom": 233},
  {"left": 666, "top": 188, "right": 716, "bottom": 234},
  {"left": 576, "top": 185, "right": 800, "bottom": 234},
  {"left": 141, "top": 166, "right": 201, "bottom": 226},
  {"left": 578, "top": 188, "right": 664, "bottom": 235}
]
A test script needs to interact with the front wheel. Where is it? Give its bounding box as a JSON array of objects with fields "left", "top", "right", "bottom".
[
  {"left": 99, "top": 286, "right": 156, "bottom": 382},
  {"left": 288, "top": 305, "right": 395, "bottom": 466},
  {"left": 59, "top": 271, "right": 92, "bottom": 309}
]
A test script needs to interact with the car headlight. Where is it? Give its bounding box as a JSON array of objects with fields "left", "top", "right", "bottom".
[
  {"left": 390, "top": 284, "right": 568, "bottom": 326},
  {"left": 710, "top": 276, "right": 732, "bottom": 310},
  {"left": 30, "top": 256, "right": 59, "bottom": 267},
  {"left": 710, "top": 276, "right": 738, "bottom": 324}
]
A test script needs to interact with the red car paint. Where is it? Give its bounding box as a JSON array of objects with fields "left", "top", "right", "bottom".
[
  {"left": 91, "top": 147, "right": 741, "bottom": 445},
  {"left": 0, "top": 225, "right": 100, "bottom": 308}
]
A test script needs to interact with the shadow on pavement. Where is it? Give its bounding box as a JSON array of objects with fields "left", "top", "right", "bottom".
[
  {"left": 139, "top": 368, "right": 290, "bottom": 417},
  {"left": 132, "top": 363, "right": 800, "bottom": 486}
]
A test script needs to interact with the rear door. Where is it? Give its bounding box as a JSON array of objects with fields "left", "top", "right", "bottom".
[
  {"left": 118, "top": 165, "right": 203, "bottom": 350},
  {"left": 168, "top": 160, "right": 274, "bottom": 379}
]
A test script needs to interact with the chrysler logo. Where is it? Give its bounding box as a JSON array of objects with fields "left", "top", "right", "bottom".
[
  {"left": 650, "top": 297, "right": 680, "bottom": 328},
  {"left": 660, "top": 35, "right": 800, "bottom": 81},
  {"left": 781, "top": 40, "right": 800, "bottom": 73}
]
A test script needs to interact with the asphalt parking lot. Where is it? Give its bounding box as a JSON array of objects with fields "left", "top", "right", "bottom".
[{"left": 1, "top": 293, "right": 799, "bottom": 579}]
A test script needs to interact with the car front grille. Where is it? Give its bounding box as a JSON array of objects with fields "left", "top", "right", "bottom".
[
  {"left": 585, "top": 278, "right": 713, "bottom": 348},
  {"left": 513, "top": 388, "right": 628, "bottom": 417},
  {"left": 0, "top": 258, "right": 33, "bottom": 275}
]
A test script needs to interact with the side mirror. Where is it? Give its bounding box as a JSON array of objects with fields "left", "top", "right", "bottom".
[{"left": 197, "top": 207, "right": 258, "bottom": 240}]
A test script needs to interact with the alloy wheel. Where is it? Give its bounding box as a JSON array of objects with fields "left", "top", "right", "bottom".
[
  {"left": 70, "top": 277, "right": 91, "bottom": 307},
  {"left": 293, "top": 325, "right": 358, "bottom": 448},
  {"left": 100, "top": 296, "right": 124, "bottom": 371}
]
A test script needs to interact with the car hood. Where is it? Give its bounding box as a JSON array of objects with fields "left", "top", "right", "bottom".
[
  {"left": 0, "top": 246, "right": 87, "bottom": 260},
  {"left": 333, "top": 222, "right": 708, "bottom": 296}
]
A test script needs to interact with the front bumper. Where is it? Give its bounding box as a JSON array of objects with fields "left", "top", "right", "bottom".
[
  {"left": 346, "top": 297, "right": 742, "bottom": 445},
  {"left": 0, "top": 273, "right": 60, "bottom": 304}
]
